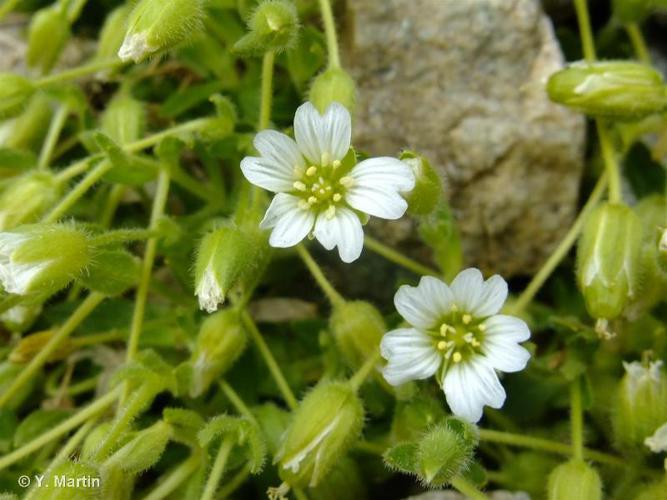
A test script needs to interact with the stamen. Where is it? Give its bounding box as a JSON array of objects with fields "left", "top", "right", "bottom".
[
  {"left": 478, "top": 323, "right": 486, "bottom": 332},
  {"left": 293, "top": 181, "right": 306, "bottom": 191},
  {"left": 325, "top": 205, "right": 336, "bottom": 219},
  {"left": 332, "top": 193, "right": 342, "bottom": 202},
  {"left": 339, "top": 176, "right": 354, "bottom": 188},
  {"left": 463, "top": 332, "right": 475, "bottom": 343},
  {"left": 440, "top": 324, "right": 449, "bottom": 337},
  {"left": 332, "top": 159, "right": 342, "bottom": 168},
  {"left": 298, "top": 200, "right": 310, "bottom": 210},
  {"left": 321, "top": 152, "right": 331, "bottom": 166},
  {"left": 307, "top": 196, "right": 317, "bottom": 205},
  {"left": 462, "top": 314, "right": 472, "bottom": 325},
  {"left": 306, "top": 166, "right": 317, "bottom": 176},
  {"left": 437, "top": 340, "right": 447, "bottom": 351},
  {"left": 452, "top": 352, "right": 462, "bottom": 363},
  {"left": 319, "top": 188, "right": 326, "bottom": 195},
  {"left": 471, "top": 339, "right": 481, "bottom": 347}
]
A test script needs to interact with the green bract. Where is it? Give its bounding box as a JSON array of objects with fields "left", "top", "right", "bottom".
[{"left": 235, "top": 0, "right": 300, "bottom": 55}]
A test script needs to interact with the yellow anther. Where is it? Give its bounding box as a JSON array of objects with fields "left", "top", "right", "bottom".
[
  {"left": 306, "top": 166, "right": 317, "bottom": 176},
  {"left": 437, "top": 340, "right": 447, "bottom": 351},
  {"left": 462, "top": 314, "right": 472, "bottom": 324},
  {"left": 332, "top": 193, "right": 342, "bottom": 202},
  {"left": 478, "top": 323, "right": 486, "bottom": 332},
  {"left": 307, "top": 196, "right": 317, "bottom": 205},
  {"left": 472, "top": 339, "right": 481, "bottom": 347},
  {"left": 298, "top": 200, "right": 310, "bottom": 210},
  {"left": 339, "top": 176, "right": 354, "bottom": 188},
  {"left": 439, "top": 324, "right": 449, "bottom": 336},
  {"left": 325, "top": 205, "right": 336, "bottom": 219},
  {"left": 319, "top": 188, "right": 326, "bottom": 195},
  {"left": 333, "top": 159, "right": 342, "bottom": 168},
  {"left": 452, "top": 352, "right": 462, "bottom": 363},
  {"left": 293, "top": 181, "right": 306, "bottom": 191}
]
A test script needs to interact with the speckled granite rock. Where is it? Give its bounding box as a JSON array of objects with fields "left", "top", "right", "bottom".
[{"left": 345, "top": 0, "right": 585, "bottom": 276}]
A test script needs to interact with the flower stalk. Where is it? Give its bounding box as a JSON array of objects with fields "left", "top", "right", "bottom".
[
  {"left": 318, "top": 0, "right": 341, "bottom": 69},
  {"left": 295, "top": 244, "right": 345, "bottom": 306}
]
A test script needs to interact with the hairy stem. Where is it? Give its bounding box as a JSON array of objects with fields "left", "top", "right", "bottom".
[
  {"left": 364, "top": 235, "right": 438, "bottom": 277},
  {"left": 450, "top": 476, "right": 488, "bottom": 500},
  {"left": 625, "top": 23, "right": 650, "bottom": 64},
  {"left": 38, "top": 105, "right": 69, "bottom": 170},
  {"left": 318, "top": 0, "right": 341, "bottom": 69},
  {"left": 142, "top": 453, "right": 201, "bottom": 500},
  {"left": 349, "top": 350, "right": 381, "bottom": 391},
  {"left": 296, "top": 244, "right": 345, "bottom": 306},
  {"left": 571, "top": 379, "right": 585, "bottom": 461},
  {"left": 201, "top": 439, "right": 234, "bottom": 500},
  {"left": 259, "top": 51, "right": 275, "bottom": 130},
  {"left": 596, "top": 120, "right": 623, "bottom": 204}
]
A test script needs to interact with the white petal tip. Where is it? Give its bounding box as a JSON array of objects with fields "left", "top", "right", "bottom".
[{"left": 118, "top": 32, "right": 152, "bottom": 63}]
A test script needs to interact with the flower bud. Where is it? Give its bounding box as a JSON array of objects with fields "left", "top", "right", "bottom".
[
  {"left": 329, "top": 301, "right": 384, "bottom": 371},
  {"left": 104, "top": 421, "right": 172, "bottom": 475},
  {"left": 613, "top": 360, "right": 667, "bottom": 452},
  {"left": 309, "top": 68, "right": 356, "bottom": 114},
  {"left": 9, "top": 329, "right": 73, "bottom": 363},
  {"left": 118, "top": 0, "right": 205, "bottom": 63},
  {"left": 29, "top": 461, "right": 100, "bottom": 500},
  {"left": 26, "top": 4, "right": 71, "bottom": 75},
  {"left": 400, "top": 151, "right": 442, "bottom": 215},
  {"left": 275, "top": 381, "right": 364, "bottom": 488},
  {"left": 547, "top": 61, "right": 667, "bottom": 119},
  {"left": 3, "top": 93, "right": 53, "bottom": 151},
  {"left": 96, "top": 5, "right": 132, "bottom": 62},
  {"left": 189, "top": 309, "right": 247, "bottom": 397},
  {"left": 547, "top": 460, "right": 602, "bottom": 500},
  {"left": 194, "top": 222, "right": 269, "bottom": 313},
  {"left": 101, "top": 92, "right": 146, "bottom": 145},
  {"left": 390, "top": 396, "right": 446, "bottom": 442},
  {"left": 0, "top": 303, "right": 42, "bottom": 333},
  {"left": 645, "top": 422, "right": 667, "bottom": 453},
  {"left": 235, "top": 0, "right": 299, "bottom": 55},
  {"left": 0, "top": 224, "right": 90, "bottom": 299},
  {"left": 0, "top": 74, "right": 36, "bottom": 119},
  {"left": 0, "top": 171, "right": 62, "bottom": 230},
  {"left": 417, "top": 422, "right": 475, "bottom": 486},
  {"left": 576, "top": 203, "right": 642, "bottom": 320}
]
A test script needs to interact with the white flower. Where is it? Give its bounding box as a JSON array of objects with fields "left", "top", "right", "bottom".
[
  {"left": 380, "top": 268, "right": 531, "bottom": 423},
  {"left": 0, "top": 232, "right": 47, "bottom": 295},
  {"left": 195, "top": 266, "right": 224, "bottom": 314},
  {"left": 240, "top": 101, "right": 415, "bottom": 263},
  {"left": 645, "top": 422, "right": 667, "bottom": 453}
]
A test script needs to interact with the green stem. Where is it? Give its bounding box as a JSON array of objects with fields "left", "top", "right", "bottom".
[
  {"left": 571, "top": 379, "right": 584, "bottom": 461},
  {"left": 220, "top": 380, "right": 256, "bottom": 423},
  {"left": 142, "top": 454, "right": 201, "bottom": 500},
  {"left": 478, "top": 429, "right": 624, "bottom": 467},
  {"left": 100, "top": 185, "right": 127, "bottom": 227},
  {"left": 0, "top": 292, "right": 105, "bottom": 409},
  {"left": 38, "top": 105, "right": 69, "bottom": 170},
  {"left": 71, "top": 330, "right": 124, "bottom": 348},
  {"left": 349, "top": 350, "right": 381, "bottom": 391},
  {"left": 295, "top": 244, "right": 345, "bottom": 306},
  {"left": 66, "top": 0, "right": 88, "bottom": 23},
  {"left": 573, "top": 0, "right": 596, "bottom": 62},
  {"left": 450, "top": 476, "right": 488, "bottom": 500},
  {"left": 625, "top": 23, "right": 650, "bottom": 64},
  {"left": 218, "top": 464, "right": 251, "bottom": 499},
  {"left": 318, "top": 0, "right": 341, "bottom": 69},
  {"left": 510, "top": 174, "right": 607, "bottom": 314},
  {"left": 596, "top": 120, "right": 623, "bottom": 204},
  {"left": 125, "top": 119, "right": 209, "bottom": 154},
  {"left": 36, "top": 59, "right": 125, "bottom": 87},
  {"left": 0, "top": 387, "right": 120, "bottom": 471},
  {"left": 126, "top": 170, "right": 170, "bottom": 363},
  {"left": 89, "top": 228, "right": 157, "bottom": 246},
  {"left": 364, "top": 235, "right": 438, "bottom": 277},
  {"left": 46, "top": 160, "right": 113, "bottom": 222},
  {"left": 259, "top": 51, "right": 275, "bottom": 130},
  {"left": 201, "top": 439, "right": 234, "bottom": 500},
  {"left": 240, "top": 309, "right": 298, "bottom": 410}
]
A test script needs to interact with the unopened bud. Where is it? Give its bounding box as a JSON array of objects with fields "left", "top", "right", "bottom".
[
  {"left": 194, "top": 223, "right": 269, "bottom": 313},
  {"left": 96, "top": 5, "right": 132, "bottom": 62},
  {"left": 104, "top": 421, "right": 172, "bottom": 474},
  {"left": 390, "top": 396, "right": 446, "bottom": 442},
  {"left": 235, "top": 0, "right": 299, "bottom": 55},
  {"left": 577, "top": 203, "right": 642, "bottom": 320},
  {"left": 119, "top": 0, "right": 205, "bottom": 63},
  {"left": 4, "top": 93, "right": 53, "bottom": 151},
  {"left": 309, "top": 68, "right": 356, "bottom": 114},
  {"left": 418, "top": 421, "right": 475, "bottom": 486},
  {"left": 330, "top": 301, "right": 384, "bottom": 371},
  {"left": 613, "top": 360, "right": 667, "bottom": 452},
  {"left": 0, "top": 171, "right": 62, "bottom": 230},
  {"left": 101, "top": 91, "right": 146, "bottom": 144},
  {"left": 645, "top": 422, "right": 667, "bottom": 453},
  {"left": 547, "top": 460, "right": 602, "bottom": 500},
  {"left": 0, "top": 74, "right": 36, "bottom": 119},
  {"left": 26, "top": 4, "right": 71, "bottom": 75},
  {"left": 547, "top": 61, "right": 667, "bottom": 119},
  {"left": 0, "top": 224, "right": 90, "bottom": 299},
  {"left": 276, "top": 381, "right": 364, "bottom": 488},
  {"left": 189, "top": 309, "right": 247, "bottom": 397},
  {"left": 29, "top": 461, "right": 100, "bottom": 500},
  {"left": 400, "top": 151, "right": 442, "bottom": 215}
]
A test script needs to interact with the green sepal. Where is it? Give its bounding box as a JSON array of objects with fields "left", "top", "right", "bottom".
[{"left": 77, "top": 248, "right": 141, "bottom": 297}]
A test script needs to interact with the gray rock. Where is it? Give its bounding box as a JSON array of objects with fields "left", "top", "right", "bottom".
[{"left": 345, "top": 0, "right": 585, "bottom": 276}]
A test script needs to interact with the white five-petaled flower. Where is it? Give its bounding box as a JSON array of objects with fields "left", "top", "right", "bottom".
[
  {"left": 240, "top": 101, "right": 415, "bottom": 263},
  {"left": 380, "top": 268, "right": 531, "bottom": 423}
]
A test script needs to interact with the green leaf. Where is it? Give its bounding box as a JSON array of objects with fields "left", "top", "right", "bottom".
[
  {"left": 160, "top": 80, "right": 225, "bottom": 118},
  {"left": 163, "top": 407, "right": 205, "bottom": 447},
  {"left": 94, "top": 131, "right": 158, "bottom": 185},
  {"left": 78, "top": 248, "right": 140, "bottom": 296},
  {"left": 104, "top": 421, "right": 172, "bottom": 475},
  {"left": 14, "top": 409, "right": 71, "bottom": 447},
  {"left": 198, "top": 415, "right": 266, "bottom": 473},
  {"left": 0, "top": 409, "right": 18, "bottom": 454},
  {"left": 0, "top": 148, "right": 36, "bottom": 176}
]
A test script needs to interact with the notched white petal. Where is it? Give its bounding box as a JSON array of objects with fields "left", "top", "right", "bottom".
[
  {"left": 253, "top": 130, "right": 305, "bottom": 171},
  {"left": 394, "top": 276, "right": 453, "bottom": 329},
  {"left": 473, "top": 274, "right": 508, "bottom": 317},
  {"left": 241, "top": 156, "right": 295, "bottom": 193},
  {"left": 645, "top": 422, "right": 667, "bottom": 453},
  {"left": 483, "top": 315, "right": 531, "bottom": 343},
  {"left": 450, "top": 267, "right": 486, "bottom": 313},
  {"left": 294, "top": 102, "right": 324, "bottom": 164},
  {"left": 321, "top": 102, "right": 351, "bottom": 162},
  {"left": 313, "top": 207, "right": 363, "bottom": 263},
  {"left": 443, "top": 358, "right": 506, "bottom": 423},
  {"left": 381, "top": 328, "right": 441, "bottom": 386}
]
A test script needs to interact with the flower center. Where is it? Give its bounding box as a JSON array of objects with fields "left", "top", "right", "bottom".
[
  {"left": 292, "top": 160, "right": 353, "bottom": 218},
  {"left": 432, "top": 304, "right": 485, "bottom": 364}
]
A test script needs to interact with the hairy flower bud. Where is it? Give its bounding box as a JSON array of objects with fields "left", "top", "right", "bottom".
[
  {"left": 309, "top": 68, "right": 356, "bottom": 114},
  {"left": 547, "top": 61, "right": 667, "bottom": 119},
  {"left": 118, "top": 0, "right": 205, "bottom": 63},
  {"left": 0, "top": 224, "right": 90, "bottom": 299},
  {"left": 3, "top": 93, "right": 53, "bottom": 151},
  {"left": 576, "top": 203, "right": 642, "bottom": 320},
  {"left": 96, "top": 5, "right": 132, "bottom": 62},
  {"left": 104, "top": 421, "right": 172, "bottom": 475},
  {"left": 26, "top": 4, "right": 71, "bottom": 75},
  {"left": 547, "top": 460, "right": 602, "bottom": 500},
  {"left": 189, "top": 309, "right": 247, "bottom": 397},
  {"left": 194, "top": 223, "right": 269, "bottom": 313},
  {"left": 275, "top": 381, "right": 364, "bottom": 488},
  {"left": 101, "top": 92, "right": 146, "bottom": 145},
  {"left": 30, "top": 461, "right": 100, "bottom": 500},
  {"left": 235, "top": 0, "right": 299, "bottom": 55},
  {"left": 613, "top": 360, "right": 667, "bottom": 452},
  {"left": 330, "top": 300, "right": 385, "bottom": 371},
  {"left": 0, "top": 171, "right": 62, "bottom": 230},
  {"left": 0, "top": 74, "right": 36, "bottom": 119},
  {"left": 400, "top": 150, "right": 442, "bottom": 215}
]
